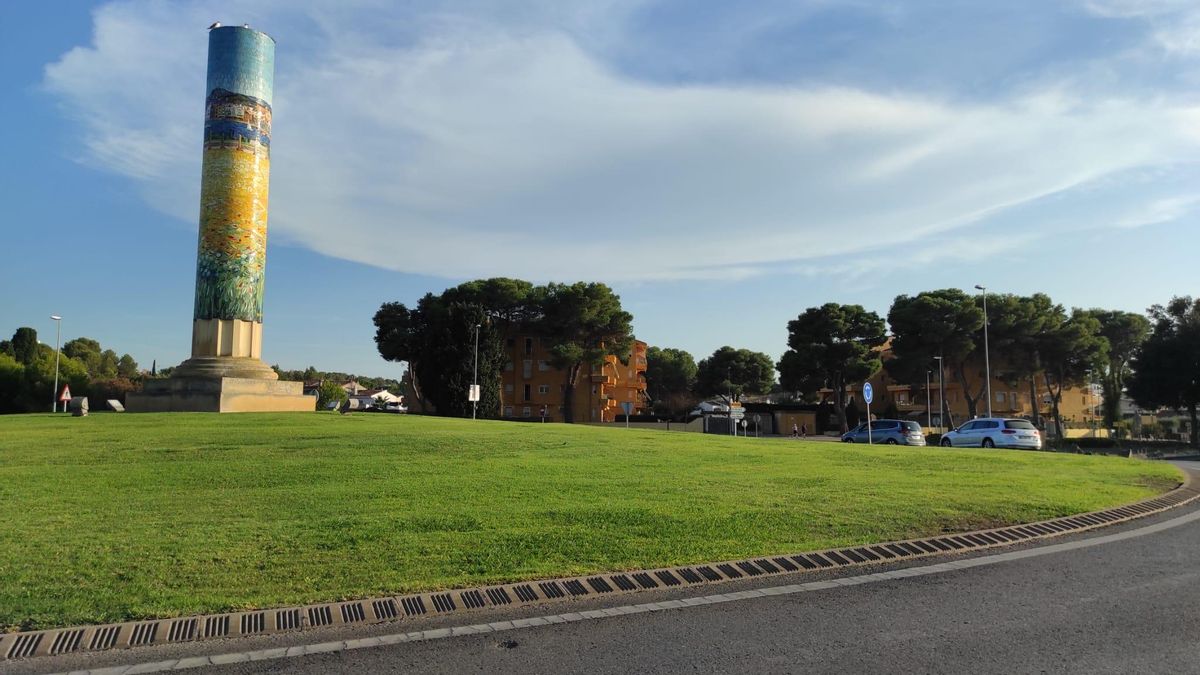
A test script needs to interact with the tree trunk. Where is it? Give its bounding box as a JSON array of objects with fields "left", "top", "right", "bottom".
[
  {"left": 833, "top": 374, "right": 849, "bottom": 433},
  {"left": 405, "top": 362, "right": 432, "bottom": 414},
  {"left": 1027, "top": 376, "right": 1041, "bottom": 427},
  {"left": 952, "top": 363, "right": 979, "bottom": 419},
  {"left": 1043, "top": 372, "right": 1063, "bottom": 442},
  {"left": 562, "top": 363, "right": 581, "bottom": 423}
]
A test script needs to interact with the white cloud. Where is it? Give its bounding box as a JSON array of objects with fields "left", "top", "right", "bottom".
[
  {"left": 1082, "top": 0, "right": 1200, "bottom": 55},
  {"left": 44, "top": 1, "right": 1200, "bottom": 282},
  {"left": 1114, "top": 194, "right": 1200, "bottom": 228}
]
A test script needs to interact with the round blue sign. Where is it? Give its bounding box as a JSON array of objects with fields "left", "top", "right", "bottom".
[{"left": 863, "top": 382, "right": 874, "bottom": 404}]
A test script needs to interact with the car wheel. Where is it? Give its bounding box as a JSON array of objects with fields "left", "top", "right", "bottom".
[
  {"left": 842, "top": 437, "right": 853, "bottom": 443},
  {"left": 940, "top": 438, "right": 952, "bottom": 447},
  {"left": 982, "top": 438, "right": 995, "bottom": 448},
  {"left": 886, "top": 439, "right": 898, "bottom": 445}
]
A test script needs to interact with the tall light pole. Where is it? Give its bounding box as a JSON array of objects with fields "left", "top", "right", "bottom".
[
  {"left": 471, "top": 323, "right": 480, "bottom": 420},
  {"left": 934, "top": 355, "right": 945, "bottom": 434},
  {"left": 974, "top": 284, "right": 992, "bottom": 418},
  {"left": 50, "top": 315, "right": 62, "bottom": 412},
  {"left": 1086, "top": 368, "right": 1095, "bottom": 437},
  {"left": 926, "top": 370, "right": 932, "bottom": 432}
]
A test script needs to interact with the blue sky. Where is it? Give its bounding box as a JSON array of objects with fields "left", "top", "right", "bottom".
[{"left": 1, "top": 0, "right": 1198, "bottom": 378}]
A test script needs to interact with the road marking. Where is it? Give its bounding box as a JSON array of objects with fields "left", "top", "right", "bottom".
[{"left": 54, "top": 505, "right": 1200, "bottom": 675}]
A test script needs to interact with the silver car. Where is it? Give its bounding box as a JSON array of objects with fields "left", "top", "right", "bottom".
[
  {"left": 939, "top": 418, "right": 1042, "bottom": 449},
  {"left": 841, "top": 419, "right": 926, "bottom": 445}
]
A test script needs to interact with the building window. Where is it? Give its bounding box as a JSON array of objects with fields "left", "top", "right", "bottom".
[
  {"left": 522, "top": 360, "right": 532, "bottom": 378},
  {"left": 504, "top": 383, "right": 514, "bottom": 393},
  {"left": 522, "top": 406, "right": 531, "bottom": 417},
  {"left": 996, "top": 392, "right": 1006, "bottom": 403},
  {"left": 538, "top": 360, "right": 549, "bottom": 371},
  {"left": 538, "top": 384, "right": 550, "bottom": 395},
  {"left": 504, "top": 406, "right": 513, "bottom": 417},
  {"left": 524, "top": 338, "right": 533, "bottom": 355},
  {"left": 505, "top": 361, "right": 514, "bottom": 372},
  {"left": 898, "top": 392, "right": 908, "bottom": 404},
  {"left": 523, "top": 384, "right": 531, "bottom": 401},
  {"left": 506, "top": 337, "right": 515, "bottom": 348}
]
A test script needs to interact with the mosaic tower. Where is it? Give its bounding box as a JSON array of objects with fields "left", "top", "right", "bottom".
[
  {"left": 180, "top": 24, "right": 277, "bottom": 379},
  {"left": 129, "top": 24, "right": 312, "bottom": 412}
]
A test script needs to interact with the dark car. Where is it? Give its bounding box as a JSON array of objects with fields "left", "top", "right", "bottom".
[{"left": 841, "top": 419, "right": 926, "bottom": 445}]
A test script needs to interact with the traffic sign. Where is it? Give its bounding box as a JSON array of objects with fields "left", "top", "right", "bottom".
[
  {"left": 729, "top": 408, "right": 745, "bottom": 420},
  {"left": 59, "top": 385, "right": 71, "bottom": 402},
  {"left": 468, "top": 384, "right": 480, "bottom": 402},
  {"left": 863, "top": 382, "right": 873, "bottom": 404},
  {"left": 620, "top": 401, "right": 634, "bottom": 416}
]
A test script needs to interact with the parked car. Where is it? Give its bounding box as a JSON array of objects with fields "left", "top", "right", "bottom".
[
  {"left": 939, "top": 418, "right": 1042, "bottom": 449},
  {"left": 841, "top": 419, "right": 926, "bottom": 445}
]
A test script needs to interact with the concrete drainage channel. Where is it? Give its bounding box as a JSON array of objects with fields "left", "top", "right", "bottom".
[{"left": 3, "top": 479, "right": 1197, "bottom": 663}]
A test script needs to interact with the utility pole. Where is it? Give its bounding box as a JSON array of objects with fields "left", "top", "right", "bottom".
[
  {"left": 50, "top": 315, "right": 62, "bottom": 412},
  {"left": 471, "top": 323, "right": 480, "bottom": 420},
  {"left": 934, "top": 354, "right": 945, "bottom": 434},
  {"left": 926, "top": 369, "right": 932, "bottom": 432}
]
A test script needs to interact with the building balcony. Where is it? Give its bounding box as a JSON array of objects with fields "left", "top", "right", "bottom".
[{"left": 591, "top": 373, "right": 616, "bottom": 385}]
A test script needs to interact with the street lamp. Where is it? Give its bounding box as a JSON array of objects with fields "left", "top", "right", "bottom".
[
  {"left": 471, "top": 323, "right": 481, "bottom": 420},
  {"left": 974, "top": 285, "right": 992, "bottom": 418},
  {"left": 934, "top": 355, "right": 945, "bottom": 434},
  {"left": 925, "top": 370, "right": 932, "bottom": 432},
  {"left": 50, "top": 315, "right": 62, "bottom": 413}
]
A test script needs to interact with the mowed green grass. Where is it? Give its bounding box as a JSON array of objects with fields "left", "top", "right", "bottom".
[{"left": 0, "top": 413, "right": 1182, "bottom": 631}]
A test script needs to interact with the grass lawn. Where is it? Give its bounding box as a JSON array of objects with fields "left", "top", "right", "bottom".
[{"left": 0, "top": 412, "right": 1183, "bottom": 631}]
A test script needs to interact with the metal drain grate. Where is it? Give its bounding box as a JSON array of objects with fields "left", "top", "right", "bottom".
[
  {"left": 696, "top": 565, "right": 723, "bottom": 581},
  {"left": 587, "top": 577, "right": 614, "bottom": 593},
  {"left": 373, "top": 599, "right": 399, "bottom": 620},
  {"left": 513, "top": 585, "right": 538, "bottom": 602},
  {"left": 307, "top": 606, "right": 333, "bottom": 627},
  {"left": 431, "top": 594, "right": 456, "bottom": 613},
  {"left": 538, "top": 581, "right": 566, "bottom": 599},
  {"left": 204, "top": 615, "right": 230, "bottom": 638},
  {"left": 276, "top": 609, "right": 302, "bottom": 631},
  {"left": 460, "top": 590, "right": 486, "bottom": 609},
  {"left": 486, "top": 588, "right": 513, "bottom": 605},
  {"left": 400, "top": 596, "right": 427, "bottom": 616},
  {"left": 7, "top": 633, "right": 42, "bottom": 659},
  {"left": 717, "top": 563, "right": 743, "bottom": 578},
  {"left": 241, "top": 612, "right": 265, "bottom": 635},
  {"left": 632, "top": 572, "right": 657, "bottom": 589},
  {"left": 677, "top": 568, "right": 704, "bottom": 583},
  {"left": 610, "top": 574, "right": 638, "bottom": 591},
  {"left": 49, "top": 629, "right": 83, "bottom": 655},
  {"left": 89, "top": 626, "right": 121, "bottom": 650},
  {"left": 562, "top": 580, "right": 589, "bottom": 597},
  {"left": 341, "top": 602, "right": 366, "bottom": 623},
  {"left": 655, "top": 570, "right": 683, "bottom": 586},
  {"left": 128, "top": 622, "right": 158, "bottom": 647},
  {"left": 167, "top": 618, "right": 196, "bottom": 642},
  {"left": 736, "top": 561, "right": 764, "bottom": 576}
]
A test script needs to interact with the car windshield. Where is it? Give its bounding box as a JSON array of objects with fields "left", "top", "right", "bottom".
[{"left": 1005, "top": 419, "right": 1036, "bottom": 430}]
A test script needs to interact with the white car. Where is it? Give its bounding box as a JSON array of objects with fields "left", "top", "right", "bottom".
[{"left": 940, "top": 418, "right": 1042, "bottom": 449}]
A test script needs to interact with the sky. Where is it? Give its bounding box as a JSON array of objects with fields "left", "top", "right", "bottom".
[{"left": 1, "top": 0, "right": 1198, "bottom": 378}]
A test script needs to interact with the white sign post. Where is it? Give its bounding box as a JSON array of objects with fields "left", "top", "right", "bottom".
[
  {"left": 730, "top": 406, "right": 745, "bottom": 437},
  {"left": 863, "top": 382, "right": 874, "bottom": 445}
]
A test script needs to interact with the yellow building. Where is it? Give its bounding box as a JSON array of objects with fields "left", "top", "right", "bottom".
[
  {"left": 499, "top": 336, "right": 648, "bottom": 422},
  {"left": 822, "top": 344, "right": 1100, "bottom": 432}
]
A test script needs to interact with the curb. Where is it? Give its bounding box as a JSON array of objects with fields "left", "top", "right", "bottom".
[{"left": 3, "top": 475, "right": 1196, "bottom": 662}]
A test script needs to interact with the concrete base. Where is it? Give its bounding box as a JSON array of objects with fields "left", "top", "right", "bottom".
[{"left": 127, "top": 376, "right": 315, "bottom": 413}]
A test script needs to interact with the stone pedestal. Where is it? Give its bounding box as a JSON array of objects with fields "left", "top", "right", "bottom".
[{"left": 128, "top": 375, "right": 314, "bottom": 413}]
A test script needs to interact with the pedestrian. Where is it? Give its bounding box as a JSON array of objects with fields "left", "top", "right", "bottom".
[
  {"left": 791, "top": 423, "right": 799, "bottom": 438},
  {"left": 800, "top": 423, "right": 807, "bottom": 438}
]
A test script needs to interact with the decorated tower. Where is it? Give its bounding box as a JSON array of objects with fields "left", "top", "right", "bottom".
[{"left": 129, "top": 24, "right": 312, "bottom": 412}]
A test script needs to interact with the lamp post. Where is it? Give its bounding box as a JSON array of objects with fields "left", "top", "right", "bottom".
[
  {"left": 50, "top": 315, "right": 62, "bottom": 412},
  {"left": 1086, "top": 368, "right": 1095, "bottom": 438},
  {"left": 934, "top": 355, "right": 945, "bottom": 434},
  {"left": 926, "top": 370, "right": 932, "bottom": 432},
  {"left": 471, "top": 323, "right": 480, "bottom": 420},
  {"left": 974, "top": 284, "right": 992, "bottom": 418}
]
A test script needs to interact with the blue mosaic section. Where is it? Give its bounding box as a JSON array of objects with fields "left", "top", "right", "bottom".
[{"left": 206, "top": 26, "right": 274, "bottom": 103}]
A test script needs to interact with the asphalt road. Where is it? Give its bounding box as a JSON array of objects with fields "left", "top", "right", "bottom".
[
  {"left": 212, "top": 511, "right": 1200, "bottom": 674},
  {"left": 15, "top": 463, "right": 1200, "bottom": 675}
]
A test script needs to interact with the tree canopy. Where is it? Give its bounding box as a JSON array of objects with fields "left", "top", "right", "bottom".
[
  {"left": 695, "top": 346, "right": 776, "bottom": 399},
  {"left": 1127, "top": 297, "right": 1200, "bottom": 447},
  {"left": 644, "top": 346, "right": 698, "bottom": 416},
  {"left": 777, "top": 303, "right": 886, "bottom": 432}
]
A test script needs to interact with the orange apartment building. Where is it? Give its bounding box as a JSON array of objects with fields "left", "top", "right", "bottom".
[
  {"left": 821, "top": 345, "right": 1099, "bottom": 432},
  {"left": 499, "top": 335, "right": 649, "bottom": 422}
]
